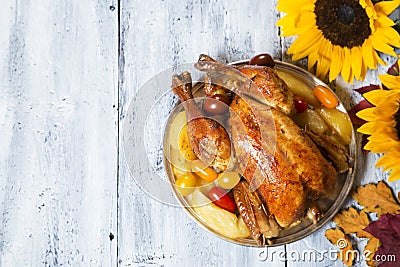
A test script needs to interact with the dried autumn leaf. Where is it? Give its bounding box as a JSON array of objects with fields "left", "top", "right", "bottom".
[
  {"left": 364, "top": 237, "right": 380, "bottom": 267},
  {"left": 365, "top": 214, "right": 400, "bottom": 267},
  {"left": 352, "top": 181, "right": 400, "bottom": 217},
  {"left": 333, "top": 207, "right": 372, "bottom": 238},
  {"left": 325, "top": 228, "right": 355, "bottom": 266}
]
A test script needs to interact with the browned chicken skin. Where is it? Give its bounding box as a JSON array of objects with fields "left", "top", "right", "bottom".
[
  {"left": 237, "top": 66, "right": 295, "bottom": 116},
  {"left": 172, "top": 72, "right": 231, "bottom": 171},
  {"left": 230, "top": 96, "right": 337, "bottom": 227},
  {"left": 230, "top": 96, "right": 306, "bottom": 227}
]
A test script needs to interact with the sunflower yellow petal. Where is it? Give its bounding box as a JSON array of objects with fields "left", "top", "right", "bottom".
[
  {"left": 375, "top": 14, "right": 395, "bottom": 28},
  {"left": 360, "top": 59, "right": 368, "bottom": 80},
  {"left": 365, "top": 139, "right": 398, "bottom": 153},
  {"left": 356, "top": 108, "right": 376, "bottom": 121},
  {"left": 374, "top": 103, "right": 399, "bottom": 118},
  {"left": 341, "top": 47, "right": 352, "bottom": 83},
  {"left": 357, "top": 122, "right": 377, "bottom": 134},
  {"left": 296, "top": 11, "right": 316, "bottom": 31},
  {"left": 373, "top": 49, "right": 386, "bottom": 65},
  {"left": 277, "top": 15, "right": 302, "bottom": 36},
  {"left": 374, "top": 27, "right": 400, "bottom": 48},
  {"left": 276, "top": 0, "right": 315, "bottom": 13},
  {"left": 307, "top": 51, "right": 318, "bottom": 71},
  {"left": 371, "top": 34, "right": 397, "bottom": 56},
  {"left": 291, "top": 32, "right": 323, "bottom": 60},
  {"left": 374, "top": 0, "right": 400, "bottom": 16},
  {"left": 289, "top": 28, "right": 321, "bottom": 55},
  {"left": 363, "top": 89, "right": 389, "bottom": 105},
  {"left": 388, "top": 168, "right": 400, "bottom": 182},
  {"left": 351, "top": 47, "right": 363, "bottom": 80},
  {"left": 376, "top": 153, "right": 399, "bottom": 171},
  {"left": 329, "top": 45, "right": 344, "bottom": 81},
  {"left": 362, "top": 38, "right": 377, "bottom": 69},
  {"left": 379, "top": 74, "right": 400, "bottom": 90},
  {"left": 358, "top": 121, "right": 395, "bottom": 135}
]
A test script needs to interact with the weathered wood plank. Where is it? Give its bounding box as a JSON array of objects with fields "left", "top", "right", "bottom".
[{"left": 0, "top": 0, "right": 118, "bottom": 265}]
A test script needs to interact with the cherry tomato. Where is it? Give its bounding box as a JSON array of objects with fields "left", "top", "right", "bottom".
[
  {"left": 216, "top": 172, "right": 241, "bottom": 189},
  {"left": 208, "top": 186, "right": 236, "bottom": 213},
  {"left": 203, "top": 94, "right": 231, "bottom": 115},
  {"left": 249, "top": 53, "right": 275, "bottom": 68},
  {"left": 175, "top": 173, "right": 197, "bottom": 196},
  {"left": 294, "top": 95, "right": 308, "bottom": 113},
  {"left": 313, "top": 85, "right": 339, "bottom": 109},
  {"left": 191, "top": 160, "right": 218, "bottom": 182}
]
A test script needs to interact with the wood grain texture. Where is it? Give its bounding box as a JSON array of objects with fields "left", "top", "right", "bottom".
[
  {"left": 1, "top": 0, "right": 399, "bottom": 266},
  {"left": 0, "top": 0, "right": 118, "bottom": 266}
]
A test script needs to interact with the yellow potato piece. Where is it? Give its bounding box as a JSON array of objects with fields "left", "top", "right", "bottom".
[
  {"left": 292, "top": 109, "right": 329, "bottom": 134},
  {"left": 169, "top": 111, "right": 187, "bottom": 150},
  {"left": 191, "top": 190, "right": 250, "bottom": 239},
  {"left": 169, "top": 146, "right": 191, "bottom": 174},
  {"left": 179, "top": 124, "right": 197, "bottom": 160},
  {"left": 277, "top": 70, "right": 320, "bottom": 107},
  {"left": 316, "top": 107, "right": 352, "bottom": 145}
]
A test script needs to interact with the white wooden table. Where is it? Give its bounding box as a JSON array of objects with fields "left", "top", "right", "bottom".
[{"left": 1, "top": 1, "right": 399, "bottom": 266}]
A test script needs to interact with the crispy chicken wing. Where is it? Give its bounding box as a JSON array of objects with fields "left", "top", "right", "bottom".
[
  {"left": 195, "top": 54, "right": 295, "bottom": 115},
  {"left": 172, "top": 71, "right": 231, "bottom": 171}
]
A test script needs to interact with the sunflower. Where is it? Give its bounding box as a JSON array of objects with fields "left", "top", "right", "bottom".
[
  {"left": 357, "top": 72, "right": 400, "bottom": 181},
  {"left": 276, "top": 0, "right": 400, "bottom": 83}
]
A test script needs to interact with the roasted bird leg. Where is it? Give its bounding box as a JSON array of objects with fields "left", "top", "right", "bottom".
[
  {"left": 172, "top": 72, "right": 231, "bottom": 171},
  {"left": 195, "top": 54, "right": 295, "bottom": 116},
  {"left": 233, "top": 181, "right": 280, "bottom": 245}
]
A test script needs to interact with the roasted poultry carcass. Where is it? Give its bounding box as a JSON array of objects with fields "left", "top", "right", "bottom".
[{"left": 172, "top": 54, "right": 345, "bottom": 243}]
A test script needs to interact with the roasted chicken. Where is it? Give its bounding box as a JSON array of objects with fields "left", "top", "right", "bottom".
[
  {"left": 172, "top": 54, "right": 343, "bottom": 239},
  {"left": 172, "top": 72, "right": 231, "bottom": 172}
]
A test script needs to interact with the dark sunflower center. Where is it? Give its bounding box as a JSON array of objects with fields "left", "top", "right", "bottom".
[
  {"left": 314, "top": 0, "right": 371, "bottom": 48},
  {"left": 337, "top": 4, "right": 355, "bottom": 25},
  {"left": 396, "top": 107, "right": 400, "bottom": 140}
]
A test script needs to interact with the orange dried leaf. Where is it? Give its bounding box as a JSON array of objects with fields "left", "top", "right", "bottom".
[
  {"left": 333, "top": 207, "right": 372, "bottom": 238},
  {"left": 325, "top": 228, "right": 355, "bottom": 266},
  {"left": 352, "top": 181, "right": 400, "bottom": 217},
  {"left": 364, "top": 237, "right": 380, "bottom": 267}
]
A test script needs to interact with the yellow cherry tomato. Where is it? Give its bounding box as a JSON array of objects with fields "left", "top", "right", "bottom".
[
  {"left": 175, "top": 173, "right": 197, "bottom": 196},
  {"left": 179, "top": 124, "right": 197, "bottom": 161},
  {"left": 216, "top": 172, "right": 241, "bottom": 189},
  {"left": 313, "top": 85, "right": 339, "bottom": 109},
  {"left": 190, "top": 160, "right": 218, "bottom": 182}
]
